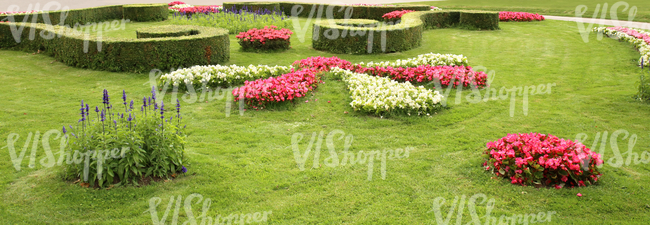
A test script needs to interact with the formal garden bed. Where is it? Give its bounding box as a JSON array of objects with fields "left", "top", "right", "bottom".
[{"left": 1, "top": 1, "right": 650, "bottom": 224}]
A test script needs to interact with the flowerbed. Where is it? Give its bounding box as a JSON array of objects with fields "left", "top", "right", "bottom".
[
  {"left": 159, "top": 64, "right": 292, "bottom": 89},
  {"left": 0, "top": 10, "right": 42, "bottom": 15},
  {"left": 332, "top": 67, "right": 444, "bottom": 115},
  {"left": 63, "top": 88, "right": 186, "bottom": 187},
  {"left": 499, "top": 11, "right": 544, "bottom": 22},
  {"left": 292, "top": 56, "right": 353, "bottom": 72},
  {"left": 355, "top": 53, "right": 468, "bottom": 68},
  {"left": 236, "top": 26, "right": 293, "bottom": 51},
  {"left": 594, "top": 26, "right": 650, "bottom": 67},
  {"left": 232, "top": 68, "right": 321, "bottom": 109},
  {"left": 350, "top": 65, "right": 488, "bottom": 88},
  {"left": 382, "top": 10, "right": 415, "bottom": 22},
  {"left": 430, "top": 6, "right": 442, "bottom": 11},
  {"left": 483, "top": 133, "right": 603, "bottom": 188}
]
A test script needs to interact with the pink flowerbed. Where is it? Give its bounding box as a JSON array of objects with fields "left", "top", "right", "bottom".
[
  {"left": 499, "top": 11, "right": 544, "bottom": 22},
  {"left": 232, "top": 68, "right": 321, "bottom": 109},
  {"left": 606, "top": 26, "right": 650, "bottom": 45},
  {"left": 168, "top": 1, "right": 186, "bottom": 6},
  {"left": 0, "top": 10, "right": 41, "bottom": 15},
  {"left": 176, "top": 6, "right": 221, "bottom": 15},
  {"left": 484, "top": 133, "right": 603, "bottom": 189},
  {"left": 382, "top": 10, "right": 415, "bottom": 20},
  {"left": 292, "top": 56, "right": 353, "bottom": 72},
  {"left": 350, "top": 65, "right": 488, "bottom": 88},
  {"left": 236, "top": 26, "right": 293, "bottom": 51}
]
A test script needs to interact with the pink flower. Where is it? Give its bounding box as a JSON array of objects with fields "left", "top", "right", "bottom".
[{"left": 577, "top": 193, "right": 582, "bottom": 197}]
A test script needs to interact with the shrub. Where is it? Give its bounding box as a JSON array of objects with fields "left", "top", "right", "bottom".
[
  {"left": 276, "top": 2, "right": 429, "bottom": 20},
  {"left": 459, "top": 11, "right": 499, "bottom": 30},
  {"left": 483, "top": 133, "right": 603, "bottom": 189},
  {"left": 63, "top": 88, "right": 187, "bottom": 187},
  {"left": 0, "top": 5, "right": 123, "bottom": 26},
  {"left": 335, "top": 19, "right": 380, "bottom": 28},
  {"left": 0, "top": 23, "right": 230, "bottom": 73},
  {"left": 236, "top": 26, "right": 293, "bottom": 51},
  {"left": 136, "top": 25, "right": 198, "bottom": 38},
  {"left": 499, "top": 11, "right": 544, "bottom": 22},
  {"left": 123, "top": 4, "right": 169, "bottom": 22}
]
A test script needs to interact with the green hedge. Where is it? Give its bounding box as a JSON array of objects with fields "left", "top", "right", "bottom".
[
  {"left": 335, "top": 19, "right": 380, "bottom": 28},
  {"left": 312, "top": 10, "right": 499, "bottom": 54},
  {"left": 459, "top": 11, "right": 499, "bottom": 30},
  {"left": 0, "top": 23, "right": 229, "bottom": 73},
  {"left": 136, "top": 25, "right": 199, "bottom": 39},
  {"left": 123, "top": 4, "right": 168, "bottom": 22},
  {"left": 270, "top": 2, "right": 430, "bottom": 20},
  {"left": 312, "top": 18, "right": 423, "bottom": 54},
  {"left": 0, "top": 5, "right": 124, "bottom": 26},
  {"left": 222, "top": 2, "right": 282, "bottom": 13}
]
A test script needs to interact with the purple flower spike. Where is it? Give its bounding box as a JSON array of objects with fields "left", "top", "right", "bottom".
[
  {"left": 129, "top": 100, "right": 134, "bottom": 110},
  {"left": 62, "top": 126, "right": 66, "bottom": 134},
  {"left": 122, "top": 90, "right": 127, "bottom": 105},
  {"left": 102, "top": 89, "right": 110, "bottom": 105},
  {"left": 151, "top": 86, "right": 156, "bottom": 101},
  {"left": 95, "top": 106, "right": 99, "bottom": 113},
  {"left": 128, "top": 113, "right": 132, "bottom": 121},
  {"left": 69, "top": 125, "right": 73, "bottom": 130},
  {"left": 142, "top": 97, "right": 147, "bottom": 107},
  {"left": 113, "top": 120, "right": 117, "bottom": 126},
  {"left": 154, "top": 103, "right": 158, "bottom": 111},
  {"left": 181, "top": 166, "right": 187, "bottom": 173},
  {"left": 101, "top": 109, "right": 106, "bottom": 122},
  {"left": 85, "top": 104, "right": 89, "bottom": 114}
]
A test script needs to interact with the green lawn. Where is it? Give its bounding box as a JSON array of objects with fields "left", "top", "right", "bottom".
[
  {"left": 1, "top": 17, "right": 650, "bottom": 224},
  {"left": 405, "top": 0, "right": 650, "bottom": 23}
]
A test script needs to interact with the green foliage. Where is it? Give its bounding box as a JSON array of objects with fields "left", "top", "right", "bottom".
[
  {"left": 636, "top": 70, "right": 650, "bottom": 102},
  {"left": 63, "top": 90, "right": 186, "bottom": 187},
  {"left": 277, "top": 2, "right": 430, "bottom": 20},
  {"left": 222, "top": 2, "right": 282, "bottom": 12},
  {"left": 0, "top": 23, "right": 230, "bottom": 73},
  {"left": 459, "top": 11, "right": 500, "bottom": 30},
  {"left": 335, "top": 19, "right": 380, "bottom": 27},
  {"left": 169, "top": 11, "right": 292, "bottom": 34},
  {"left": 312, "top": 10, "right": 499, "bottom": 54},
  {"left": 136, "top": 25, "right": 198, "bottom": 38},
  {"left": 0, "top": 5, "right": 123, "bottom": 26},
  {"left": 123, "top": 4, "right": 169, "bottom": 22}
]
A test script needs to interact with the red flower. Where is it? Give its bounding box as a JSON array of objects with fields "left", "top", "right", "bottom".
[{"left": 499, "top": 12, "right": 545, "bottom": 22}]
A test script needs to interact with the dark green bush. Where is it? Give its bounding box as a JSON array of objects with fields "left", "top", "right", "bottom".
[
  {"left": 0, "top": 23, "right": 230, "bottom": 73},
  {"left": 335, "top": 19, "right": 380, "bottom": 28},
  {"left": 123, "top": 4, "right": 169, "bottom": 22},
  {"left": 63, "top": 89, "right": 186, "bottom": 187},
  {"left": 136, "top": 25, "right": 198, "bottom": 38},
  {"left": 0, "top": 5, "right": 123, "bottom": 26},
  {"left": 459, "top": 11, "right": 500, "bottom": 30},
  {"left": 275, "top": 2, "right": 429, "bottom": 20}
]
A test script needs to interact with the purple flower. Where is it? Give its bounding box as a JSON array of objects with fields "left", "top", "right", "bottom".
[
  {"left": 122, "top": 90, "right": 127, "bottom": 105},
  {"left": 62, "top": 126, "right": 66, "bottom": 134},
  {"left": 102, "top": 89, "right": 110, "bottom": 105},
  {"left": 128, "top": 113, "right": 132, "bottom": 121},
  {"left": 85, "top": 104, "right": 89, "bottom": 114},
  {"left": 95, "top": 106, "right": 99, "bottom": 113},
  {"left": 151, "top": 86, "right": 156, "bottom": 101},
  {"left": 176, "top": 99, "right": 181, "bottom": 114},
  {"left": 142, "top": 97, "right": 147, "bottom": 108},
  {"left": 69, "top": 125, "right": 73, "bottom": 130},
  {"left": 101, "top": 109, "right": 106, "bottom": 122},
  {"left": 154, "top": 102, "right": 158, "bottom": 111},
  {"left": 129, "top": 100, "right": 134, "bottom": 111},
  {"left": 79, "top": 100, "right": 85, "bottom": 122},
  {"left": 181, "top": 166, "right": 187, "bottom": 173},
  {"left": 120, "top": 113, "right": 124, "bottom": 119},
  {"left": 113, "top": 120, "right": 117, "bottom": 126}
]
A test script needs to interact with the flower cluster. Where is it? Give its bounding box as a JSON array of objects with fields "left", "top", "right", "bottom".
[
  {"left": 499, "top": 11, "right": 545, "bottom": 22},
  {"left": 484, "top": 133, "right": 603, "bottom": 189},
  {"left": 332, "top": 67, "right": 444, "bottom": 115},
  {"left": 350, "top": 65, "right": 488, "bottom": 88},
  {"left": 430, "top": 6, "right": 442, "bottom": 11},
  {"left": 236, "top": 26, "right": 293, "bottom": 51},
  {"left": 175, "top": 6, "right": 221, "bottom": 14},
  {"left": 232, "top": 68, "right": 321, "bottom": 109},
  {"left": 292, "top": 56, "right": 353, "bottom": 72},
  {"left": 168, "top": 1, "right": 186, "bottom": 6},
  {"left": 594, "top": 26, "right": 650, "bottom": 67},
  {"left": 382, "top": 10, "right": 415, "bottom": 20},
  {"left": 0, "top": 10, "right": 42, "bottom": 15},
  {"left": 63, "top": 88, "right": 186, "bottom": 187},
  {"left": 355, "top": 53, "right": 468, "bottom": 68},
  {"left": 159, "top": 64, "right": 292, "bottom": 89}
]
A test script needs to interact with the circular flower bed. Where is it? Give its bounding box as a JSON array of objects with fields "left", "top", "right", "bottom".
[
  {"left": 483, "top": 133, "right": 603, "bottom": 189},
  {"left": 382, "top": 10, "right": 415, "bottom": 22},
  {"left": 236, "top": 25, "right": 293, "bottom": 51}
]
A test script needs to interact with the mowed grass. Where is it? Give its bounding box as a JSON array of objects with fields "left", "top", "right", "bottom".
[
  {"left": 1, "top": 18, "right": 650, "bottom": 224},
  {"left": 405, "top": 0, "right": 650, "bottom": 23}
]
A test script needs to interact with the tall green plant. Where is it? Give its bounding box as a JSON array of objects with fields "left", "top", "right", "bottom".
[
  {"left": 62, "top": 88, "right": 187, "bottom": 187},
  {"left": 636, "top": 59, "right": 650, "bottom": 102}
]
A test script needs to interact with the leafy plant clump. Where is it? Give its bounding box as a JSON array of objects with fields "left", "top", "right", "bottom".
[
  {"left": 236, "top": 26, "right": 293, "bottom": 51},
  {"left": 62, "top": 88, "right": 187, "bottom": 187},
  {"left": 483, "top": 133, "right": 603, "bottom": 189}
]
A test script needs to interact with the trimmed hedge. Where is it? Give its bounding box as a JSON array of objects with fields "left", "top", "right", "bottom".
[
  {"left": 222, "top": 2, "right": 282, "bottom": 13},
  {"left": 0, "top": 4, "right": 168, "bottom": 26},
  {"left": 272, "top": 2, "right": 431, "bottom": 20},
  {"left": 136, "top": 25, "right": 198, "bottom": 39},
  {"left": 312, "top": 10, "right": 499, "bottom": 54},
  {"left": 459, "top": 11, "right": 499, "bottom": 30},
  {"left": 336, "top": 19, "right": 380, "bottom": 28},
  {"left": 312, "top": 18, "right": 423, "bottom": 54},
  {"left": 0, "top": 5, "right": 124, "bottom": 26},
  {"left": 0, "top": 23, "right": 229, "bottom": 73},
  {"left": 123, "top": 4, "right": 169, "bottom": 22}
]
